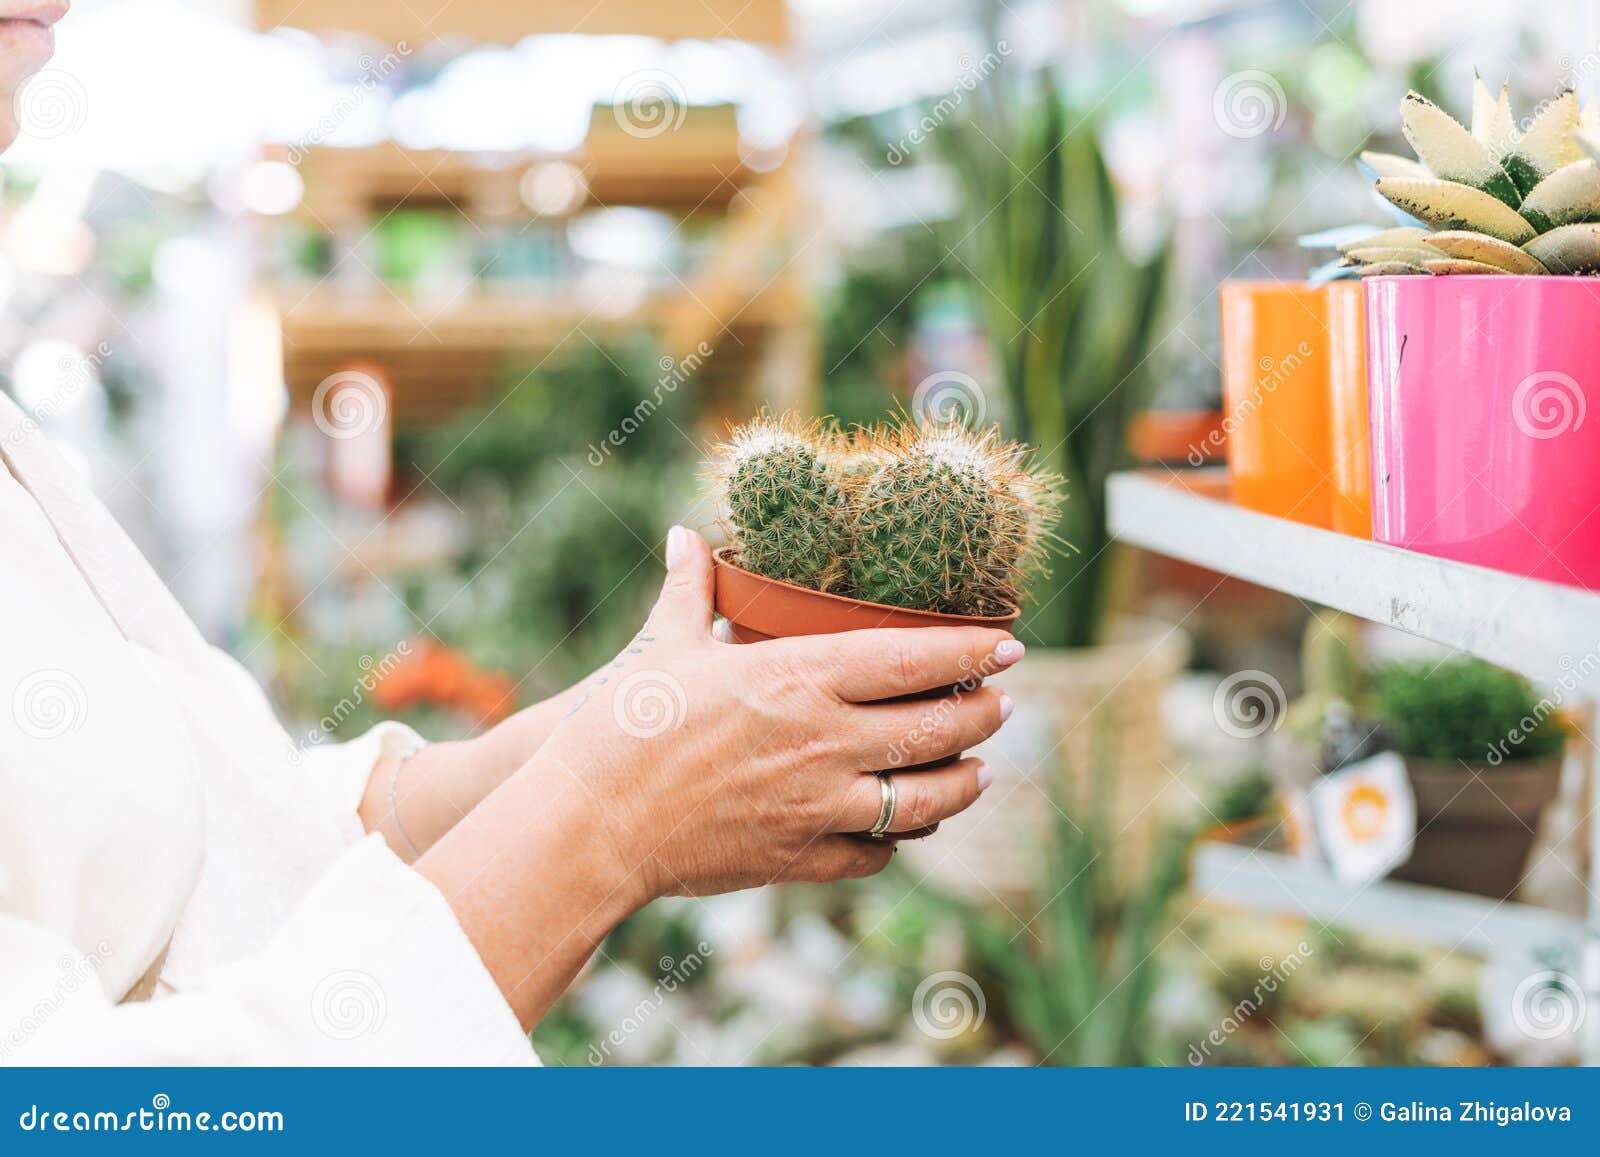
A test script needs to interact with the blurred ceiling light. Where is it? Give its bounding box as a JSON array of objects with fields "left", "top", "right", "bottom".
[
  {"left": 567, "top": 207, "right": 676, "bottom": 272},
  {"left": 239, "top": 160, "right": 305, "bottom": 215},
  {"left": 519, "top": 161, "right": 588, "bottom": 217}
]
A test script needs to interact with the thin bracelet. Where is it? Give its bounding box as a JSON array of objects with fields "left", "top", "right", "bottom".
[{"left": 388, "top": 741, "right": 426, "bottom": 860}]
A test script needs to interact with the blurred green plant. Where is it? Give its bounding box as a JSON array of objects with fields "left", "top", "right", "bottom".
[
  {"left": 940, "top": 75, "right": 1170, "bottom": 648},
  {"left": 1371, "top": 657, "right": 1564, "bottom": 764},
  {"left": 934, "top": 751, "right": 1191, "bottom": 1065}
]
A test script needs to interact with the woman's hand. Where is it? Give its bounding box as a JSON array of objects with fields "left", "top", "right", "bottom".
[
  {"left": 417, "top": 525, "right": 1022, "bottom": 1028},
  {"left": 535, "top": 525, "right": 1022, "bottom": 902}
]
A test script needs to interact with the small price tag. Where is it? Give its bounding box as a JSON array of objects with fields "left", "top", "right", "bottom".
[{"left": 1306, "top": 751, "right": 1416, "bottom": 884}]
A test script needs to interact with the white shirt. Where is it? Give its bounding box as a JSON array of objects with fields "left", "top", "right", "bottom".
[{"left": 0, "top": 393, "right": 535, "bottom": 1064}]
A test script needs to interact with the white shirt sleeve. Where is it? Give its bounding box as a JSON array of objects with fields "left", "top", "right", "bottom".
[{"left": 2, "top": 837, "right": 537, "bottom": 1066}]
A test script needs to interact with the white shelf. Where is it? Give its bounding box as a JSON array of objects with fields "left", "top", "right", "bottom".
[
  {"left": 1194, "top": 843, "right": 1581, "bottom": 958},
  {"left": 1107, "top": 469, "right": 1600, "bottom": 689}
]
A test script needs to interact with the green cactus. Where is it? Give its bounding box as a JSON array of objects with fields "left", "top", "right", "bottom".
[
  {"left": 713, "top": 416, "right": 854, "bottom": 592},
  {"left": 709, "top": 413, "right": 1060, "bottom": 615},
  {"left": 850, "top": 425, "right": 1047, "bottom": 615}
]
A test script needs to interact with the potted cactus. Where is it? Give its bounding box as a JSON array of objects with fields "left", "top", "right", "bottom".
[
  {"left": 1309, "top": 79, "right": 1600, "bottom": 587},
  {"left": 705, "top": 413, "right": 1061, "bottom": 643}
]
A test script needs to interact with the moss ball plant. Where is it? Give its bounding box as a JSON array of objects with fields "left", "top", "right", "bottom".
[
  {"left": 1370, "top": 657, "right": 1565, "bottom": 765},
  {"left": 707, "top": 412, "right": 1062, "bottom": 617}
]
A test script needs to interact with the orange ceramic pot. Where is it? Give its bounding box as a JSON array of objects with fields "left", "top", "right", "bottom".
[
  {"left": 1218, "top": 281, "right": 1334, "bottom": 528},
  {"left": 1325, "top": 280, "right": 1371, "bottom": 538}
]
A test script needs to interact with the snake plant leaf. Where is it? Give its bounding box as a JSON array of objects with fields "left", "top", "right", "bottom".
[
  {"left": 1517, "top": 159, "right": 1600, "bottom": 232},
  {"left": 1470, "top": 74, "right": 1516, "bottom": 154},
  {"left": 1400, "top": 90, "right": 1520, "bottom": 207},
  {"left": 1358, "top": 150, "right": 1430, "bottom": 181},
  {"left": 1503, "top": 89, "right": 1582, "bottom": 196},
  {"left": 1422, "top": 258, "right": 1513, "bottom": 275},
  {"left": 1422, "top": 230, "right": 1549, "bottom": 273},
  {"left": 1522, "top": 221, "right": 1600, "bottom": 273},
  {"left": 1374, "top": 176, "right": 1536, "bottom": 244},
  {"left": 1343, "top": 245, "right": 1446, "bottom": 265},
  {"left": 1335, "top": 226, "right": 1435, "bottom": 253}
]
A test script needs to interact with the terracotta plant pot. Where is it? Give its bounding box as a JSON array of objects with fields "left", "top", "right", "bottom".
[
  {"left": 1325, "top": 280, "right": 1371, "bottom": 538},
  {"left": 711, "top": 548, "right": 1018, "bottom": 642},
  {"left": 1392, "top": 756, "right": 1563, "bottom": 900},
  {"left": 1218, "top": 281, "right": 1334, "bottom": 529},
  {"left": 1367, "top": 275, "right": 1600, "bottom": 587}
]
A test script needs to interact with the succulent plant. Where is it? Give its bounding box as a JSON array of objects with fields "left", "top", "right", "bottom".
[
  {"left": 1308, "top": 78, "right": 1600, "bottom": 277},
  {"left": 707, "top": 413, "right": 1061, "bottom": 616},
  {"left": 708, "top": 414, "right": 855, "bottom": 594}
]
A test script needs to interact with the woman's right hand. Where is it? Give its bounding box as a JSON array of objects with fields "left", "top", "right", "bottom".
[{"left": 531, "top": 525, "right": 1023, "bottom": 905}]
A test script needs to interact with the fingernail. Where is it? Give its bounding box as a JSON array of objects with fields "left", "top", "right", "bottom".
[
  {"left": 977, "top": 763, "right": 995, "bottom": 791},
  {"left": 665, "top": 525, "right": 688, "bottom": 569},
  {"left": 998, "top": 694, "right": 1015, "bottom": 722},
  {"left": 995, "top": 639, "right": 1025, "bottom": 665}
]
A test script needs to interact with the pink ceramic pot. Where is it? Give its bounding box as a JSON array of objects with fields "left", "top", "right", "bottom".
[{"left": 1367, "top": 275, "right": 1600, "bottom": 588}]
